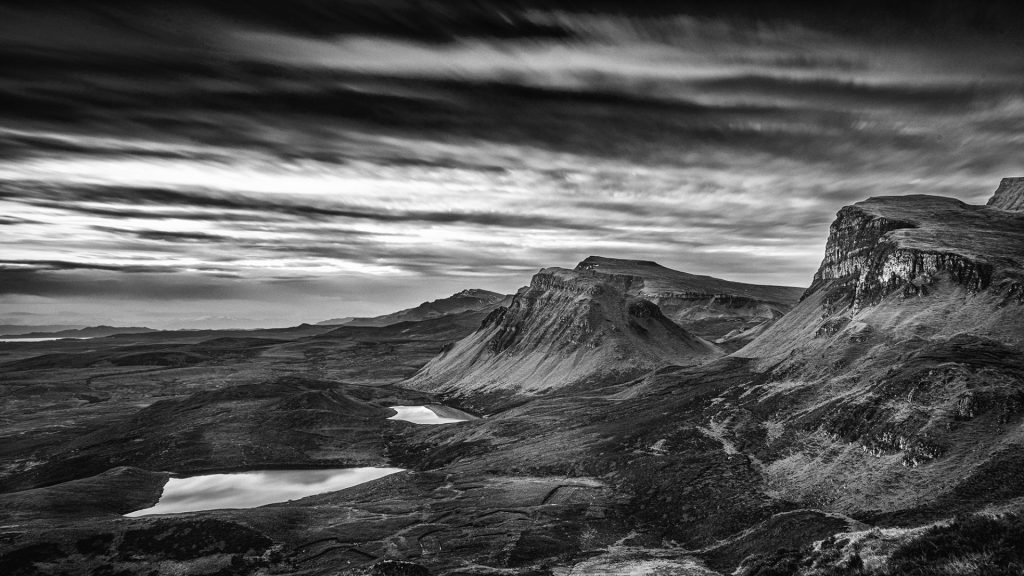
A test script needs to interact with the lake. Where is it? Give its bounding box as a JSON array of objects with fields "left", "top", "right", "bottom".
[
  {"left": 387, "top": 405, "right": 475, "bottom": 424},
  {"left": 125, "top": 467, "right": 404, "bottom": 516}
]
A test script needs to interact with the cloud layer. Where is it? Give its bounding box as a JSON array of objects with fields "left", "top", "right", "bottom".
[{"left": 1, "top": 3, "right": 1022, "bottom": 327}]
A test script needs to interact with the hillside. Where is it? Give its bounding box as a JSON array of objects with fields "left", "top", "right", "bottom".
[
  {"left": 407, "top": 266, "right": 720, "bottom": 403},
  {"left": 318, "top": 289, "right": 508, "bottom": 327},
  {"left": 727, "top": 190, "right": 1024, "bottom": 516},
  {"left": 0, "top": 325, "right": 155, "bottom": 339},
  {"left": 987, "top": 176, "right": 1024, "bottom": 212},
  {"left": 576, "top": 256, "right": 803, "bottom": 348}
]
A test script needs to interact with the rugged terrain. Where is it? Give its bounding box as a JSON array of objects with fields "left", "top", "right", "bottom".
[
  {"left": 577, "top": 256, "right": 803, "bottom": 346},
  {"left": 988, "top": 177, "right": 1024, "bottom": 212},
  {"left": 2, "top": 182, "right": 1024, "bottom": 576},
  {"left": 407, "top": 266, "right": 721, "bottom": 404}
]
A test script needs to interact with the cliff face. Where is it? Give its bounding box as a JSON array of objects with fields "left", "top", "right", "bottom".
[
  {"left": 575, "top": 256, "right": 803, "bottom": 348},
  {"left": 803, "top": 195, "right": 1023, "bottom": 313},
  {"left": 987, "top": 177, "right": 1024, "bottom": 212},
  {"left": 742, "top": 192, "right": 1024, "bottom": 370},
  {"left": 406, "top": 267, "right": 720, "bottom": 403},
  {"left": 729, "top": 188, "right": 1024, "bottom": 514}
]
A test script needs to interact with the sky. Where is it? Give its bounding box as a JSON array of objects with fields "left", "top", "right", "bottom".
[{"left": 1, "top": 1, "right": 1023, "bottom": 329}]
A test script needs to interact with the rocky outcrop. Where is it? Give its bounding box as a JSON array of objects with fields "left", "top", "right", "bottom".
[
  {"left": 804, "top": 195, "right": 1023, "bottom": 312},
  {"left": 987, "top": 177, "right": 1024, "bottom": 212},
  {"left": 733, "top": 186, "right": 1024, "bottom": 520},
  {"left": 407, "top": 267, "right": 720, "bottom": 401},
  {"left": 575, "top": 256, "right": 803, "bottom": 346}
]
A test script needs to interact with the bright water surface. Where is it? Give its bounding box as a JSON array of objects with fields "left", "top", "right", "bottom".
[
  {"left": 126, "top": 467, "right": 403, "bottom": 516},
  {"left": 387, "top": 405, "right": 473, "bottom": 424}
]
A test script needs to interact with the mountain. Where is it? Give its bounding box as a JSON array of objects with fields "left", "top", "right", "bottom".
[
  {"left": 0, "top": 324, "right": 85, "bottom": 337},
  {"left": 405, "top": 257, "right": 804, "bottom": 404},
  {"left": 391, "top": 181, "right": 1024, "bottom": 573},
  {"left": 575, "top": 256, "right": 804, "bottom": 348},
  {"left": 727, "top": 188, "right": 1024, "bottom": 515},
  {"left": 0, "top": 325, "right": 155, "bottom": 339},
  {"left": 987, "top": 176, "right": 1024, "bottom": 212},
  {"left": 317, "top": 288, "right": 508, "bottom": 327},
  {"left": 407, "top": 266, "right": 721, "bottom": 404}
]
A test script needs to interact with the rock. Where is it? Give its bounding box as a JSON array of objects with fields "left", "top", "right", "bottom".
[
  {"left": 369, "top": 559, "right": 430, "bottom": 576},
  {"left": 734, "top": 183, "right": 1024, "bottom": 523},
  {"left": 575, "top": 256, "right": 804, "bottom": 346},
  {"left": 987, "top": 177, "right": 1024, "bottom": 212},
  {"left": 803, "top": 194, "right": 1024, "bottom": 311},
  {"left": 406, "top": 267, "right": 721, "bottom": 403}
]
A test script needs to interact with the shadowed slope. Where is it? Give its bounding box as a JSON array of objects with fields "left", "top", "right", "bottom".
[
  {"left": 407, "top": 267, "right": 720, "bottom": 404},
  {"left": 727, "top": 187, "right": 1024, "bottom": 518},
  {"left": 577, "top": 256, "right": 803, "bottom": 347}
]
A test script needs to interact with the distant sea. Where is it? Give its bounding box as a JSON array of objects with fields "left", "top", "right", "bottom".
[{"left": 0, "top": 337, "right": 88, "bottom": 342}]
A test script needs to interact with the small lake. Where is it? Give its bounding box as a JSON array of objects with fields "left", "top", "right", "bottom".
[
  {"left": 387, "top": 405, "right": 475, "bottom": 425},
  {"left": 126, "top": 467, "right": 403, "bottom": 516}
]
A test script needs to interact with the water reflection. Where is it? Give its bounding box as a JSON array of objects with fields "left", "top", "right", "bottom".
[
  {"left": 126, "top": 467, "right": 403, "bottom": 516},
  {"left": 387, "top": 405, "right": 473, "bottom": 424}
]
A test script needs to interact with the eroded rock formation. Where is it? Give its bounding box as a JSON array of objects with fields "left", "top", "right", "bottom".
[
  {"left": 407, "top": 267, "right": 720, "bottom": 403},
  {"left": 804, "top": 195, "right": 1023, "bottom": 312},
  {"left": 575, "top": 256, "right": 803, "bottom": 348},
  {"left": 987, "top": 176, "right": 1024, "bottom": 212}
]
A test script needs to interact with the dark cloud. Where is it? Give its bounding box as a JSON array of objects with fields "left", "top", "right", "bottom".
[
  {"left": 8, "top": 183, "right": 605, "bottom": 230},
  {"left": 1, "top": 260, "right": 181, "bottom": 274},
  {"left": 9, "top": 1, "right": 1024, "bottom": 45},
  {"left": 0, "top": 268, "right": 242, "bottom": 299},
  {"left": 2, "top": 3, "right": 1023, "bottom": 327},
  {"left": 692, "top": 75, "right": 995, "bottom": 112},
  {"left": 91, "top": 227, "right": 231, "bottom": 244}
]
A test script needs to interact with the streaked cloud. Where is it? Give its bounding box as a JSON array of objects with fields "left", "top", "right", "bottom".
[{"left": 1, "top": 3, "right": 1022, "bottom": 328}]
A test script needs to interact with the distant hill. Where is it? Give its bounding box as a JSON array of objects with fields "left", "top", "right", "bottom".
[
  {"left": 1, "top": 325, "right": 156, "bottom": 339},
  {"left": 575, "top": 256, "right": 804, "bottom": 348},
  {"left": 318, "top": 289, "right": 509, "bottom": 327},
  {"left": 0, "top": 324, "right": 86, "bottom": 337}
]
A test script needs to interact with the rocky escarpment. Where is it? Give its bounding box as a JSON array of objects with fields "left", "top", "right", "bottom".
[
  {"left": 575, "top": 256, "right": 803, "bottom": 347},
  {"left": 406, "top": 267, "right": 720, "bottom": 403},
  {"left": 732, "top": 184, "right": 1024, "bottom": 520},
  {"left": 987, "top": 176, "right": 1024, "bottom": 212},
  {"left": 805, "top": 195, "right": 1024, "bottom": 312}
]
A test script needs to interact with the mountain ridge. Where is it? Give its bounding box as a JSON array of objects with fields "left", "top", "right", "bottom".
[
  {"left": 407, "top": 266, "right": 721, "bottom": 403},
  {"left": 318, "top": 288, "right": 509, "bottom": 327},
  {"left": 721, "top": 186, "right": 1024, "bottom": 520},
  {"left": 575, "top": 255, "right": 805, "bottom": 347},
  {"left": 0, "top": 325, "right": 156, "bottom": 339},
  {"left": 800, "top": 194, "right": 1024, "bottom": 311}
]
